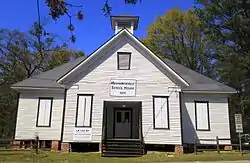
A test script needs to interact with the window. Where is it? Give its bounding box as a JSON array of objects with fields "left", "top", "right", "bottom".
[
  {"left": 117, "top": 52, "right": 131, "bottom": 70},
  {"left": 75, "top": 94, "right": 93, "bottom": 127},
  {"left": 117, "top": 112, "right": 122, "bottom": 123},
  {"left": 195, "top": 101, "right": 210, "bottom": 131},
  {"left": 153, "top": 96, "right": 170, "bottom": 129},
  {"left": 36, "top": 98, "right": 53, "bottom": 127},
  {"left": 124, "top": 111, "right": 130, "bottom": 123}
]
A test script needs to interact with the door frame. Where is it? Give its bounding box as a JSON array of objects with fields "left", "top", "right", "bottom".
[
  {"left": 102, "top": 101, "right": 142, "bottom": 141},
  {"left": 113, "top": 108, "right": 133, "bottom": 139}
]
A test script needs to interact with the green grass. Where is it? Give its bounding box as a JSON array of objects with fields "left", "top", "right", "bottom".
[{"left": 0, "top": 151, "right": 250, "bottom": 163}]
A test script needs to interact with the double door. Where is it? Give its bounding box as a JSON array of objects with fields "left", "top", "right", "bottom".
[{"left": 114, "top": 108, "right": 132, "bottom": 138}]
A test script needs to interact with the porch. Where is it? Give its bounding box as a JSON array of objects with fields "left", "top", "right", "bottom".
[{"left": 101, "top": 101, "right": 145, "bottom": 156}]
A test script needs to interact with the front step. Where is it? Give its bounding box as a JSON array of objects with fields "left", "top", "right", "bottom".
[{"left": 102, "top": 139, "right": 144, "bottom": 157}]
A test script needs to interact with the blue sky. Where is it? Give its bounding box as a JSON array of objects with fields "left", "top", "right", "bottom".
[{"left": 0, "top": 0, "right": 194, "bottom": 54}]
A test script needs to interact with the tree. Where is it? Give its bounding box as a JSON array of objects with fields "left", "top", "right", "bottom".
[
  {"left": 195, "top": 0, "right": 250, "bottom": 134},
  {"left": 44, "top": 48, "right": 83, "bottom": 71},
  {"left": 142, "top": 8, "right": 216, "bottom": 78},
  {"left": 0, "top": 28, "right": 84, "bottom": 138},
  {"left": 45, "top": 0, "right": 140, "bottom": 19},
  {"left": 195, "top": 0, "right": 250, "bottom": 56},
  {"left": 38, "top": 0, "right": 142, "bottom": 42}
]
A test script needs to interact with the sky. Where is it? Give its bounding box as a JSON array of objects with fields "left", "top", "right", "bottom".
[{"left": 0, "top": 0, "right": 195, "bottom": 55}]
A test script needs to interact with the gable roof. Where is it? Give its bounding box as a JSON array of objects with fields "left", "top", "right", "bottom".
[
  {"left": 57, "top": 29, "right": 189, "bottom": 86},
  {"left": 12, "top": 56, "right": 85, "bottom": 89},
  {"left": 163, "top": 59, "right": 236, "bottom": 93},
  {"left": 12, "top": 29, "right": 236, "bottom": 93}
]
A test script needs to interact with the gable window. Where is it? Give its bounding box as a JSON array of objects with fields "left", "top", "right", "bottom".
[
  {"left": 195, "top": 101, "right": 210, "bottom": 131},
  {"left": 153, "top": 96, "right": 170, "bottom": 129},
  {"left": 36, "top": 98, "right": 53, "bottom": 127},
  {"left": 117, "top": 52, "right": 131, "bottom": 70},
  {"left": 75, "top": 94, "right": 93, "bottom": 127}
]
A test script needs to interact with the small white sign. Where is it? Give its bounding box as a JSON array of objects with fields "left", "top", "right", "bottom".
[
  {"left": 110, "top": 79, "right": 136, "bottom": 97},
  {"left": 235, "top": 114, "right": 243, "bottom": 133},
  {"left": 73, "top": 128, "right": 92, "bottom": 141}
]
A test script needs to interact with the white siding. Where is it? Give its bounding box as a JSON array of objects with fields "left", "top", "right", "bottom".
[
  {"left": 182, "top": 93, "right": 231, "bottom": 145},
  {"left": 15, "top": 92, "right": 64, "bottom": 140},
  {"left": 63, "top": 39, "right": 182, "bottom": 144}
]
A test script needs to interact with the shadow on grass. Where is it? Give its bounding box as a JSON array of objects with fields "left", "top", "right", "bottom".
[
  {"left": 1, "top": 151, "right": 250, "bottom": 163},
  {"left": 0, "top": 151, "right": 31, "bottom": 156}
]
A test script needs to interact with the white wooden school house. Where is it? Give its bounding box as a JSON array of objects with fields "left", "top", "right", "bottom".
[{"left": 12, "top": 16, "right": 236, "bottom": 156}]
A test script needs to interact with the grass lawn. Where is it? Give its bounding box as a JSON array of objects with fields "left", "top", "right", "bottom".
[{"left": 0, "top": 151, "right": 250, "bottom": 163}]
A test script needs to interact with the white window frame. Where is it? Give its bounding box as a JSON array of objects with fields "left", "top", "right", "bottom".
[
  {"left": 195, "top": 101, "right": 210, "bottom": 131},
  {"left": 153, "top": 96, "right": 170, "bottom": 129},
  {"left": 36, "top": 97, "right": 53, "bottom": 127},
  {"left": 75, "top": 94, "right": 93, "bottom": 127},
  {"left": 117, "top": 52, "right": 131, "bottom": 70}
]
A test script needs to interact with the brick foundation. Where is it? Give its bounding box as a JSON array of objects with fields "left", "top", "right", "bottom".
[
  {"left": 61, "top": 143, "right": 71, "bottom": 152},
  {"left": 99, "top": 142, "right": 102, "bottom": 153},
  {"left": 224, "top": 145, "right": 232, "bottom": 151},
  {"left": 51, "top": 140, "right": 59, "bottom": 151},
  {"left": 175, "top": 145, "right": 184, "bottom": 153},
  {"left": 12, "top": 141, "right": 21, "bottom": 149}
]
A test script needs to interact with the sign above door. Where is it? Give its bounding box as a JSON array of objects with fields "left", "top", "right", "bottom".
[{"left": 110, "top": 79, "right": 136, "bottom": 97}]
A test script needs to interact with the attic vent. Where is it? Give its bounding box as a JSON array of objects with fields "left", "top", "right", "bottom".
[{"left": 117, "top": 52, "right": 131, "bottom": 70}]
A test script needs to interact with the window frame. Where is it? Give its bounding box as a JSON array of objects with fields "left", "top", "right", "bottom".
[
  {"left": 75, "top": 94, "right": 94, "bottom": 128},
  {"left": 117, "top": 52, "right": 131, "bottom": 70},
  {"left": 36, "top": 97, "right": 53, "bottom": 127},
  {"left": 194, "top": 101, "right": 211, "bottom": 131},
  {"left": 153, "top": 96, "right": 170, "bottom": 130}
]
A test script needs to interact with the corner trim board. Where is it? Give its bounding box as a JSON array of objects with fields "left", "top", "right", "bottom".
[
  {"left": 102, "top": 101, "right": 107, "bottom": 141},
  {"left": 227, "top": 97, "right": 232, "bottom": 144},
  {"left": 13, "top": 93, "right": 20, "bottom": 139},
  {"left": 60, "top": 89, "right": 67, "bottom": 141},
  {"left": 179, "top": 92, "right": 183, "bottom": 145}
]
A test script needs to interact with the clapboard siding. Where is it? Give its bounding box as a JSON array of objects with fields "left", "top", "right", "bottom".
[
  {"left": 15, "top": 92, "right": 64, "bottom": 140},
  {"left": 182, "top": 93, "right": 231, "bottom": 144},
  {"left": 63, "top": 39, "right": 182, "bottom": 144}
]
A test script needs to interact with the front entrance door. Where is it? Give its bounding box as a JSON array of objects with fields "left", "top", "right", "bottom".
[
  {"left": 114, "top": 108, "right": 132, "bottom": 138},
  {"left": 103, "top": 101, "right": 142, "bottom": 140}
]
